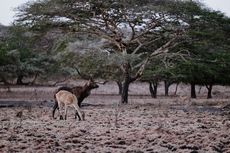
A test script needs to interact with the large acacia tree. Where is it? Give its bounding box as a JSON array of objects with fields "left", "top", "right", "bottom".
[{"left": 16, "top": 0, "right": 187, "bottom": 103}]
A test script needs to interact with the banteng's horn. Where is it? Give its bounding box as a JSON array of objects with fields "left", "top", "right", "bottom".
[{"left": 74, "top": 67, "right": 93, "bottom": 80}]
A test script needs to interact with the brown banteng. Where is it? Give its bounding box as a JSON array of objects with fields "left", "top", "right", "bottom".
[
  {"left": 52, "top": 79, "right": 99, "bottom": 119},
  {"left": 55, "top": 90, "right": 84, "bottom": 120}
]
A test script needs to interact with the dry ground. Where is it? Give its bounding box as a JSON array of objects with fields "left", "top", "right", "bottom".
[{"left": 0, "top": 82, "right": 230, "bottom": 152}]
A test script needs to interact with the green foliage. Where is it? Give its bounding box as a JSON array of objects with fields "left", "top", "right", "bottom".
[
  {"left": 53, "top": 47, "right": 142, "bottom": 81},
  {"left": 0, "top": 25, "right": 59, "bottom": 84},
  {"left": 176, "top": 8, "right": 230, "bottom": 86},
  {"left": 141, "top": 0, "right": 230, "bottom": 89},
  {"left": 9, "top": 0, "right": 230, "bottom": 92}
]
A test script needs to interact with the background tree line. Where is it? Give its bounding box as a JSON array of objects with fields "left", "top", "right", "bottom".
[{"left": 0, "top": 0, "right": 230, "bottom": 103}]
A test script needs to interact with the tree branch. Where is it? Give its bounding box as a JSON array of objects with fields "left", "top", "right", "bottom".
[{"left": 131, "top": 36, "right": 180, "bottom": 82}]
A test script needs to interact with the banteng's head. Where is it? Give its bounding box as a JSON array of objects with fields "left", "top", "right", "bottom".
[
  {"left": 86, "top": 79, "right": 99, "bottom": 89},
  {"left": 75, "top": 67, "right": 107, "bottom": 89}
]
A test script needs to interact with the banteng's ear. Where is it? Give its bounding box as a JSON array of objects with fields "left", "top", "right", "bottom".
[{"left": 89, "top": 78, "right": 94, "bottom": 82}]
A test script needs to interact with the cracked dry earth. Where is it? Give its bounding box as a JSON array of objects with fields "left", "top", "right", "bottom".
[{"left": 0, "top": 101, "right": 230, "bottom": 153}]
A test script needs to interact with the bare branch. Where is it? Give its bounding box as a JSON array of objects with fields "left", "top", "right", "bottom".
[
  {"left": 74, "top": 67, "right": 92, "bottom": 80},
  {"left": 132, "top": 37, "right": 163, "bottom": 55},
  {"left": 124, "top": 14, "right": 136, "bottom": 40},
  {"left": 86, "top": 26, "right": 124, "bottom": 52},
  {"left": 150, "top": 37, "right": 177, "bottom": 57},
  {"left": 132, "top": 39, "right": 143, "bottom": 55},
  {"left": 132, "top": 21, "right": 160, "bottom": 41},
  {"left": 131, "top": 36, "right": 180, "bottom": 81}
]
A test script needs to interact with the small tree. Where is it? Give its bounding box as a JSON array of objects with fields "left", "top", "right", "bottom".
[
  {"left": 164, "top": 0, "right": 230, "bottom": 99},
  {"left": 0, "top": 25, "right": 58, "bottom": 85}
]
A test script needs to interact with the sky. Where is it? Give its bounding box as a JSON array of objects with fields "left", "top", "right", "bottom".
[{"left": 0, "top": 0, "right": 230, "bottom": 26}]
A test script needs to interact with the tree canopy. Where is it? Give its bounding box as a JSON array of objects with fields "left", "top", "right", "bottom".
[{"left": 0, "top": 0, "right": 229, "bottom": 101}]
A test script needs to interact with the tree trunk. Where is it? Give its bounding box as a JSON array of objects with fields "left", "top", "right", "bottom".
[
  {"left": 16, "top": 75, "right": 24, "bottom": 85},
  {"left": 121, "top": 63, "right": 131, "bottom": 104},
  {"left": 149, "top": 81, "right": 157, "bottom": 98},
  {"left": 120, "top": 61, "right": 142, "bottom": 104},
  {"left": 206, "top": 84, "right": 213, "bottom": 99},
  {"left": 153, "top": 83, "right": 158, "bottom": 98},
  {"left": 116, "top": 81, "right": 122, "bottom": 95},
  {"left": 191, "top": 83, "right": 196, "bottom": 98},
  {"left": 149, "top": 82, "right": 154, "bottom": 97},
  {"left": 164, "top": 81, "right": 170, "bottom": 96},
  {"left": 121, "top": 78, "right": 130, "bottom": 104},
  {"left": 174, "top": 83, "right": 179, "bottom": 96},
  {"left": 198, "top": 86, "right": 202, "bottom": 94},
  {"left": 0, "top": 77, "right": 11, "bottom": 85},
  {"left": 31, "top": 73, "right": 38, "bottom": 85}
]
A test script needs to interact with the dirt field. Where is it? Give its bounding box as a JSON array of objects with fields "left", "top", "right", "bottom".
[{"left": 0, "top": 82, "right": 230, "bottom": 152}]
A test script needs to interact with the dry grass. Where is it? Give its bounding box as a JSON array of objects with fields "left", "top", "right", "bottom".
[
  {"left": 0, "top": 96, "right": 229, "bottom": 152},
  {"left": 0, "top": 82, "right": 230, "bottom": 152}
]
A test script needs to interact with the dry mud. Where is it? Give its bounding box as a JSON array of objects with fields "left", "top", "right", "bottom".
[
  {"left": 0, "top": 96, "right": 230, "bottom": 153},
  {"left": 1, "top": 82, "right": 230, "bottom": 152}
]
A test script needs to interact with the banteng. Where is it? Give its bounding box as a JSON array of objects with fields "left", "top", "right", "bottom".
[
  {"left": 55, "top": 90, "right": 85, "bottom": 120},
  {"left": 53, "top": 79, "right": 99, "bottom": 119}
]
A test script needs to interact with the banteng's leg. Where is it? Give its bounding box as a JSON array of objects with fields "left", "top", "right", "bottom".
[
  {"left": 52, "top": 102, "right": 59, "bottom": 119},
  {"left": 57, "top": 102, "right": 64, "bottom": 120},
  {"left": 78, "top": 101, "right": 82, "bottom": 108},
  {"left": 75, "top": 111, "right": 81, "bottom": 120},
  {"left": 72, "top": 104, "right": 84, "bottom": 121},
  {"left": 64, "top": 105, "right": 68, "bottom": 120}
]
